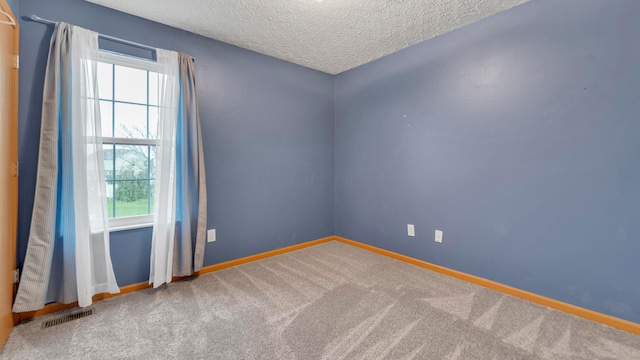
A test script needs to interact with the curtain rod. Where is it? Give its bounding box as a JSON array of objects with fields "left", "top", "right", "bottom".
[{"left": 29, "top": 15, "right": 195, "bottom": 61}]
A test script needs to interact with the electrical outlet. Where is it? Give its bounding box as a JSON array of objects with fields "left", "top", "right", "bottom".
[
  {"left": 207, "top": 229, "right": 216, "bottom": 243},
  {"left": 435, "top": 229, "right": 443, "bottom": 243},
  {"left": 407, "top": 224, "right": 415, "bottom": 237}
]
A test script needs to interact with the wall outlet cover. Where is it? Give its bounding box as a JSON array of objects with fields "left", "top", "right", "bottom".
[
  {"left": 207, "top": 229, "right": 216, "bottom": 243},
  {"left": 407, "top": 224, "right": 415, "bottom": 237},
  {"left": 435, "top": 229, "right": 443, "bottom": 243}
]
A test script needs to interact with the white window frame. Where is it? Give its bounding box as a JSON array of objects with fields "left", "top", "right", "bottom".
[{"left": 98, "top": 51, "right": 159, "bottom": 232}]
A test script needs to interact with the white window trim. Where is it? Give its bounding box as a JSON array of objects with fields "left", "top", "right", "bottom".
[
  {"left": 102, "top": 137, "right": 156, "bottom": 146},
  {"left": 98, "top": 50, "right": 161, "bottom": 73},
  {"left": 109, "top": 215, "right": 154, "bottom": 232},
  {"left": 99, "top": 50, "right": 158, "bottom": 232}
]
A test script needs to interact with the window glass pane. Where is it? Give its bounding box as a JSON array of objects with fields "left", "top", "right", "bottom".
[
  {"left": 149, "top": 146, "right": 156, "bottom": 177},
  {"left": 107, "top": 199, "right": 114, "bottom": 219},
  {"left": 99, "top": 100, "right": 113, "bottom": 137},
  {"left": 114, "top": 103, "right": 147, "bottom": 139},
  {"left": 115, "top": 145, "right": 149, "bottom": 180},
  {"left": 114, "top": 180, "right": 150, "bottom": 217},
  {"left": 148, "top": 106, "right": 158, "bottom": 139},
  {"left": 149, "top": 72, "right": 158, "bottom": 106},
  {"left": 149, "top": 179, "right": 155, "bottom": 213},
  {"left": 114, "top": 65, "right": 147, "bottom": 104},
  {"left": 97, "top": 62, "right": 113, "bottom": 100},
  {"left": 103, "top": 144, "right": 115, "bottom": 218},
  {"left": 103, "top": 144, "right": 115, "bottom": 176},
  {"left": 99, "top": 56, "right": 159, "bottom": 222}
]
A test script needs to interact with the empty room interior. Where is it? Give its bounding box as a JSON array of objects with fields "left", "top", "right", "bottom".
[{"left": 1, "top": 0, "right": 640, "bottom": 358}]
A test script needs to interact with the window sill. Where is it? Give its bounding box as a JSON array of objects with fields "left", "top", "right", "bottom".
[
  {"left": 109, "top": 222, "right": 153, "bottom": 232},
  {"left": 109, "top": 214, "right": 154, "bottom": 232}
]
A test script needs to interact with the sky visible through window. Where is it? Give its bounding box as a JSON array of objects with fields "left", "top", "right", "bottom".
[{"left": 98, "top": 61, "right": 158, "bottom": 219}]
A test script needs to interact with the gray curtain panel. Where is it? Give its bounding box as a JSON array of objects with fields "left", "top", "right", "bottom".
[
  {"left": 13, "top": 22, "right": 119, "bottom": 312},
  {"left": 173, "top": 54, "right": 208, "bottom": 277},
  {"left": 13, "top": 23, "right": 72, "bottom": 312}
]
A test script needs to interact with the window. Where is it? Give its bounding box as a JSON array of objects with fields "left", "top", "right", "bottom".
[{"left": 97, "top": 51, "right": 161, "bottom": 230}]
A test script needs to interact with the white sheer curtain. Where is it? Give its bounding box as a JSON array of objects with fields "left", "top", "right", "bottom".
[
  {"left": 13, "top": 23, "right": 119, "bottom": 312},
  {"left": 71, "top": 26, "right": 119, "bottom": 306},
  {"left": 149, "top": 49, "right": 180, "bottom": 288}
]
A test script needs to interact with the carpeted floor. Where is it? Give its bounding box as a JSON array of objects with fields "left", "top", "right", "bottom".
[{"left": 2, "top": 241, "right": 640, "bottom": 359}]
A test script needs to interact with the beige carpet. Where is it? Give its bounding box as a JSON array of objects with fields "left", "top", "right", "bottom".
[{"left": 2, "top": 241, "right": 640, "bottom": 359}]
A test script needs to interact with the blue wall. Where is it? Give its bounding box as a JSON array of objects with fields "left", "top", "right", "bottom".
[
  {"left": 16, "top": 0, "right": 640, "bottom": 325},
  {"left": 5, "top": 0, "right": 17, "bottom": 15},
  {"left": 335, "top": 0, "right": 640, "bottom": 323},
  {"left": 16, "top": 0, "right": 335, "bottom": 286}
]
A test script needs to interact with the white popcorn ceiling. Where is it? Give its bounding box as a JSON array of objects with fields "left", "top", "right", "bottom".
[{"left": 87, "top": 0, "right": 530, "bottom": 75}]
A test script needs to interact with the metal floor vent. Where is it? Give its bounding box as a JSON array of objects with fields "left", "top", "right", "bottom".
[{"left": 41, "top": 309, "right": 93, "bottom": 329}]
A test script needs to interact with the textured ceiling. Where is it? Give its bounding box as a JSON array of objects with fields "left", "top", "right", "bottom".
[{"left": 86, "top": 0, "right": 530, "bottom": 75}]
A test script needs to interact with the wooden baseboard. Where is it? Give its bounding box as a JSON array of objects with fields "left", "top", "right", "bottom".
[
  {"left": 18, "top": 235, "right": 639, "bottom": 336},
  {"left": 334, "top": 236, "right": 640, "bottom": 336},
  {"left": 16, "top": 236, "right": 336, "bottom": 323},
  {"left": 15, "top": 282, "right": 152, "bottom": 323},
  {"left": 197, "top": 236, "right": 335, "bottom": 275}
]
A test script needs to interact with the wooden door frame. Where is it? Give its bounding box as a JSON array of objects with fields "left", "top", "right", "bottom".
[{"left": 0, "top": 0, "right": 19, "bottom": 350}]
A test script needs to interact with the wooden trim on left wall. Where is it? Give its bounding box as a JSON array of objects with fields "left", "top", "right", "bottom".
[{"left": 14, "top": 236, "right": 336, "bottom": 323}]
